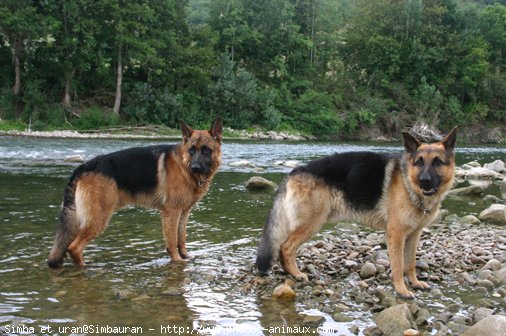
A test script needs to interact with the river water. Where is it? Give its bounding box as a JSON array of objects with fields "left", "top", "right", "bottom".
[{"left": 0, "top": 136, "right": 505, "bottom": 336}]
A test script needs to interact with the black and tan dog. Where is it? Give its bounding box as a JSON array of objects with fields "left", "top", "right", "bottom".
[
  {"left": 48, "top": 118, "right": 223, "bottom": 268},
  {"left": 256, "top": 127, "right": 457, "bottom": 298}
]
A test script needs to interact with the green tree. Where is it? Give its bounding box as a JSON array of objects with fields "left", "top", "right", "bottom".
[{"left": 0, "top": 0, "right": 57, "bottom": 116}]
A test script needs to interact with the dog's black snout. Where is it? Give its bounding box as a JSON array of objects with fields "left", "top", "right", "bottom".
[
  {"left": 191, "top": 164, "right": 203, "bottom": 173},
  {"left": 419, "top": 173, "right": 431, "bottom": 184}
]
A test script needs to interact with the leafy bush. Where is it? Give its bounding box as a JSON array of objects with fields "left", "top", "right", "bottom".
[
  {"left": 289, "top": 90, "right": 343, "bottom": 137},
  {"left": 74, "top": 107, "right": 118, "bottom": 129}
]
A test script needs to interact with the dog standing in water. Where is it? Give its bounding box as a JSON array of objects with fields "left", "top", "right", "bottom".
[{"left": 48, "top": 118, "right": 223, "bottom": 268}]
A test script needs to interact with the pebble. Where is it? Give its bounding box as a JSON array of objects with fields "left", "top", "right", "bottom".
[
  {"left": 360, "top": 262, "right": 377, "bottom": 279},
  {"left": 272, "top": 284, "right": 296, "bottom": 301}
]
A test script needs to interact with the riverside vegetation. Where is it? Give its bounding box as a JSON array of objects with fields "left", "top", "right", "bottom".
[{"left": 1, "top": 0, "right": 506, "bottom": 140}]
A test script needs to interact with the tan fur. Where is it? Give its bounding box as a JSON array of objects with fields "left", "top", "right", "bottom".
[{"left": 270, "top": 129, "right": 456, "bottom": 299}]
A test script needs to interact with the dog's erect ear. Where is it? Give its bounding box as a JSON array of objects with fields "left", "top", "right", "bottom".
[
  {"left": 209, "top": 117, "right": 223, "bottom": 142},
  {"left": 402, "top": 131, "right": 421, "bottom": 154},
  {"left": 179, "top": 120, "right": 193, "bottom": 141},
  {"left": 442, "top": 126, "right": 457, "bottom": 152}
]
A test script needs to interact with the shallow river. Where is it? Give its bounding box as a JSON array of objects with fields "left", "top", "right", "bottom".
[{"left": 1, "top": 136, "right": 505, "bottom": 336}]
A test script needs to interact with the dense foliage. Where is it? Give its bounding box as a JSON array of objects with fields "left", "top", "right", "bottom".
[{"left": 0, "top": 0, "right": 505, "bottom": 137}]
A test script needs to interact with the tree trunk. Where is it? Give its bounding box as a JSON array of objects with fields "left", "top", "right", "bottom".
[
  {"left": 13, "top": 42, "right": 21, "bottom": 96},
  {"left": 113, "top": 44, "right": 123, "bottom": 116},
  {"left": 13, "top": 40, "right": 23, "bottom": 118},
  {"left": 62, "top": 71, "right": 73, "bottom": 109}
]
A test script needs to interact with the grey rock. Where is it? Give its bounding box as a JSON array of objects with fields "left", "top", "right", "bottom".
[
  {"left": 484, "top": 160, "right": 505, "bottom": 173},
  {"left": 415, "top": 308, "right": 431, "bottom": 326},
  {"left": 482, "top": 259, "right": 502, "bottom": 271},
  {"left": 494, "top": 267, "right": 506, "bottom": 285},
  {"left": 360, "top": 262, "right": 377, "bottom": 279},
  {"left": 461, "top": 215, "right": 481, "bottom": 225},
  {"left": 332, "top": 313, "right": 353, "bottom": 322},
  {"left": 303, "top": 315, "right": 325, "bottom": 327},
  {"left": 64, "top": 154, "right": 85, "bottom": 163},
  {"left": 447, "top": 322, "right": 469, "bottom": 335},
  {"left": 461, "top": 315, "right": 506, "bottom": 336},
  {"left": 230, "top": 160, "right": 256, "bottom": 168},
  {"left": 245, "top": 176, "right": 278, "bottom": 190},
  {"left": 479, "top": 204, "right": 506, "bottom": 225},
  {"left": 373, "top": 304, "right": 416, "bottom": 336},
  {"left": 448, "top": 185, "right": 484, "bottom": 197},
  {"left": 472, "top": 307, "right": 493, "bottom": 324},
  {"left": 484, "top": 194, "right": 502, "bottom": 202},
  {"left": 476, "top": 279, "right": 494, "bottom": 291}
]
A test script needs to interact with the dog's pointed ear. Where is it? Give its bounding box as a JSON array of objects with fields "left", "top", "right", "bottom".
[
  {"left": 402, "top": 131, "right": 421, "bottom": 154},
  {"left": 442, "top": 126, "right": 457, "bottom": 152},
  {"left": 179, "top": 120, "right": 193, "bottom": 141},
  {"left": 209, "top": 117, "right": 223, "bottom": 142}
]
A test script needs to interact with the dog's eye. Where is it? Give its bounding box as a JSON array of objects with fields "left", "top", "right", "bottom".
[
  {"left": 189, "top": 146, "right": 196, "bottom": 155},
  {"left": 415, "top": 158, "right": 424, "bottom": 167},
  {"left": 201, "top": 146, "right": 211, "bottom": 155},
  {"left": 433, "top": 158, "right": 443, "bottom": 166}
]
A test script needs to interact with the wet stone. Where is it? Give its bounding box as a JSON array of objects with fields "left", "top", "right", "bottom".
[
  {"left": 332, "top": 313, "right": 353, "bottom": 322},
  {"left": 302, "top": 315, "right": 325, "bottom": 327},
  {"left": 272, "top": 284, "right": 296, "bottom": 301}
]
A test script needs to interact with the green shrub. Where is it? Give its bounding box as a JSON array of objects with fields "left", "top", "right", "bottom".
[{"left": 74, "top": 107, "right": 118, "bottom": 129}]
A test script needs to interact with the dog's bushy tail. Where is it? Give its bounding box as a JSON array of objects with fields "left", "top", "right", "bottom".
[
  {"left": 47, "top": 168, "right": 84, "bottom": 268},
  {"left": 256, "top": 181, "right": 288, "bottom": 274}
]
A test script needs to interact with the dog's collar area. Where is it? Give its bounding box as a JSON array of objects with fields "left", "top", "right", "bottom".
[{"left": 197, "top": 177, "right": 209, "bottom": 187}]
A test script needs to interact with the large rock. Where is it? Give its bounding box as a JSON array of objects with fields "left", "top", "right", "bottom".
[
  {"left": 447, "top": 185, "right": 484, "bottom": 197},
  {"left": 479, "top": 204, "right": 506, "bottom": 225},
  {"left": 455, "top": 166, "right": 504, "bottom": 180},
  {"left": 484, "top": 160, "right": 505, "bottom": 173},
  {"left": 64, "top": 154, "right": 85, "bottom": 163},
  {"left": 373, "top": 304, "right": 416, "bottom": 336},
  {"left": 461, "top": 315, "right": 506, "bottom": 336},
  {"left": 230, "top": 160, "right": 256, "bottom": 168},
  {"left": 245, "top": 176, "right": 278, "bottom": 191}
]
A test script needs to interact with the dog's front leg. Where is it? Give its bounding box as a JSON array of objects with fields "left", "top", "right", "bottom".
[
  {"left": 387, "top": 223, "right": 414, "bottom": 299},
  {"left": 161, "top": 208, "right": 184, "bottom": 262},
  {"left": 405, "top": 229, "right": 430, "bottom": 291},
  {"left": 177, "top": 208, "right": 191, "bottom": 259}
]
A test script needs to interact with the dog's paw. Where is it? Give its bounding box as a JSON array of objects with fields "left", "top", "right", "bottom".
[
  {"left": 396, "top": 289, "right": 415, "bottom": 300},
  {"left": 411, "top": 280, "right": 431, "bottom": 291},
  {"left": 294, "top": 273, "right": 309, "bottom": 282}
]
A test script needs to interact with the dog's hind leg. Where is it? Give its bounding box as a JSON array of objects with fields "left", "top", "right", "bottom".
[
  {"left": 279, "top": 175, "right": 331, "bottom": 281},
  {"left": 405, "top": 229, "right": 430, "bottom": 291},
  {"left": 67, "top": 176, "right": 117, "bottom": 266},
  {"left": 280, "top": 224, "right": 317, "bottom": 281}
]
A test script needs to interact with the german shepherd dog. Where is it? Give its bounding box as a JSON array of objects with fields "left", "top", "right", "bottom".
[
  {"left": 48, "top": 118, "right": 223, "bottom": 268},
  {"left": 256, "top": 127, "right": 457, "bottom": 298}
]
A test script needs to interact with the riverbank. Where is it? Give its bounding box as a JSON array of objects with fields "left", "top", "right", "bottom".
[
  {"left": 1, "top": 124, "right": 504, "bottom": 143},
  {"left": 0, "top": 128, "right": 311, "bottom": 141}
]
